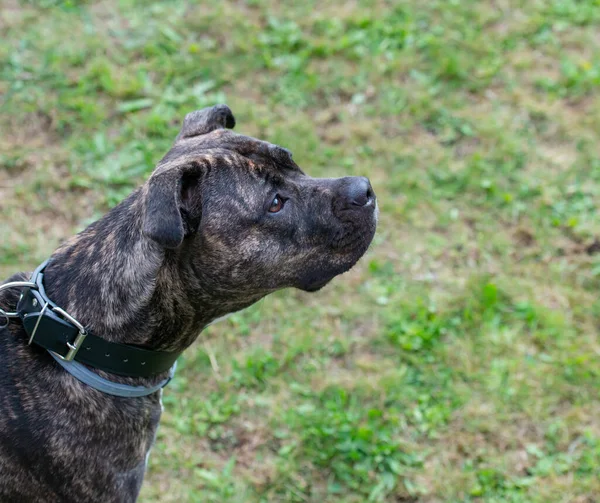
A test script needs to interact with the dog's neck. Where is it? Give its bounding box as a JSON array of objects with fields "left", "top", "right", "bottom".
[{"left": 41, "top": 190, "right": 229, "bottom": 353}]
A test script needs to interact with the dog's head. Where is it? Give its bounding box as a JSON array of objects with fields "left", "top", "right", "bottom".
[{"left": 143, "top": 105, "right": 377, "bottom": 310}]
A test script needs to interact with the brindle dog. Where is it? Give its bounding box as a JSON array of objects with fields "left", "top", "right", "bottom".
[{"left": 0, "top": 105, "right": 377, "bottom": 502}]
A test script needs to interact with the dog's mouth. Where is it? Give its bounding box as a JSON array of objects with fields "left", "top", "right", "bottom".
[
  {"left": 297, "top": 204, "right": 378, "bottom": 292},
  {"left": 300, "top": 277, "right": 333, "bottom": 292},
  {"left": 296, "top": 247, "right": 370, "bottom": 292},
  {"left": 331, "top": 196, "right": 378, "bottom": 252}
]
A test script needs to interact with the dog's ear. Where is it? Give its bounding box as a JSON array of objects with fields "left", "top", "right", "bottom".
[
  {"left": 176, "top": 104, "right": 236, "bottom": 141},
  {"left": 142, "top": 165, "right": 203, "bottom": 249}
]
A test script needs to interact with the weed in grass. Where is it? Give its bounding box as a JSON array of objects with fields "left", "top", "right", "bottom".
[{"left": 281, "top": 385, "right": 423, "bottom": 502}]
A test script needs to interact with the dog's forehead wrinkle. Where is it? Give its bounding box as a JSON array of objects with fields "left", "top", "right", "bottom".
[
  {"left": 155, "top": 133, "right": 298, "bottom": 178},
  {"left": 152, "top": 150, "right": 223, "bottom": 177}
]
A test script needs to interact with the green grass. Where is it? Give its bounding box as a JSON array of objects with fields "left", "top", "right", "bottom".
[{"left": 1, "top": 0, "right": 600, "bottom": 501}]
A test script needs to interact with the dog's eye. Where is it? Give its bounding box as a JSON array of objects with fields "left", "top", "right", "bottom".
[{"left": 268, "top": 195, "right": 285, "bottom": 213}]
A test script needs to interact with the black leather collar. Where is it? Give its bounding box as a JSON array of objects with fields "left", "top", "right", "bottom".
[{"left": 16, "top": 261, "right": 180, "bottom": 378}]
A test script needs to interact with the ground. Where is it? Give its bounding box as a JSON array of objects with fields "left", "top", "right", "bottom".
[{"left": 1, "top": 0, "right": 599, "bottom": 501}]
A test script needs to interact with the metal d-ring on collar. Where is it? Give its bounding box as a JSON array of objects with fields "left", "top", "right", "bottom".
[
  {"left": 0, "top": 281, "right": 37, "bottom": 326},
  {"left": 0, "top": 261, "right": 178, "bottom": 397}
]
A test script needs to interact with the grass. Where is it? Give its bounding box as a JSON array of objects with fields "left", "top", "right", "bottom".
[{"left": 1, "top": 0, "right": 600, "bottom": 501}]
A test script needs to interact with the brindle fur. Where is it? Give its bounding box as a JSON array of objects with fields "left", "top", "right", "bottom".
[{"left": 0, "top": 105, "right": 377, "bottom": 502}]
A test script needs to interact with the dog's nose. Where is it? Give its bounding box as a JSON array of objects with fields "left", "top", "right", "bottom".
[{"left": 343, "top": 176, "right": 374, "bottom": 207}]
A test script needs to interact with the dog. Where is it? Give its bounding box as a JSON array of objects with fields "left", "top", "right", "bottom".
[{"left": 0, "top": 105, "right": 377, "bottom": 502}]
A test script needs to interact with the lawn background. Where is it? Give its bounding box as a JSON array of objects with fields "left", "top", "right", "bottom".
[{"left": 1, "top": 0, "right": 599, "bottom": 501}]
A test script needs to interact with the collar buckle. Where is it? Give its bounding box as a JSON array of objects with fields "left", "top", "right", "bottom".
[
  {"left": 49, "top": 306, "right": 87, "bottom": 362},
  {"left": 23, "top": 293, "right": 88, "bottom": 362}
]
